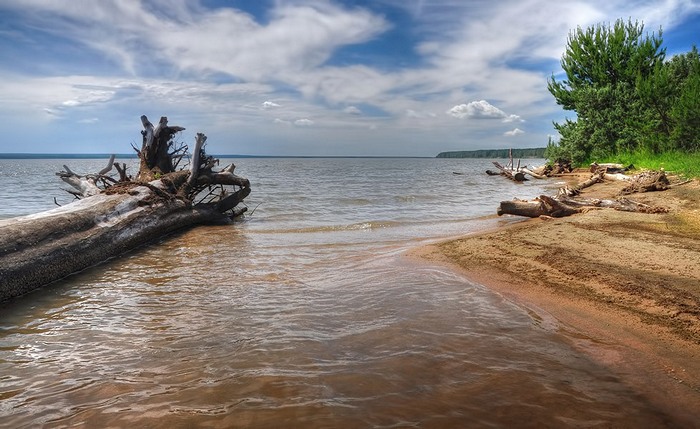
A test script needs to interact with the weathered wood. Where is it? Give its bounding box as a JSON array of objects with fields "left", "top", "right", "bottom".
[
  {"left": 497, "top": 169, "right": 670, "bottom": 218},
  {"left": 0, "top": 115, "right": 251, "bottom": 302},
  {"left": 620, "top": 170, "right": 670, "bottom": 195},
  {"left": 56, "top": 154, "right": 120, "bottom": 198},
  {"left": 98, "top": 154, "right": 116, "bottom": 175},
  {"left": 521, "top": 167, "right": 546, "bottom": 180},
  {"left": 603, "top": 172, "right": 631, "bottom": 182},
  {"left": 558, "top": 196, "right": 667, "bottom": 213},
  {"left": 492, "top": 161, "right": 526, "bottom": 182},
  {"left": 590, "top": 162, "right": 633, "bottom": 174},
  {"left": 188, "top": 132, "right": 206, "bottom": 187},
  {"left": 497, "top": 194, "right": 667, "bottom": 218},
  {"left": 114, "top": 162, "right": 129, "bottom": 182},
  {"left": 0, "top": 184, "right": 233, "bottom": 302},
  {"left": 137, "top": 115, "right": 186, "bottom": 181},
  {"left": 497, "top": 195, "right": 580, "bottom": 218},
  {"left": 557, "top": 172, "right": 604, "bottom": 197}
]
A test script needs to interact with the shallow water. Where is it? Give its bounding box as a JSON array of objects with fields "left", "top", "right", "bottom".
[{"left": 0, "top": 158, "right": 677, "bottom": 427}]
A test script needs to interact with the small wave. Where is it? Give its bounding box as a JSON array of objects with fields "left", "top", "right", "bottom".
[
  {"left": 393, "top": 194, "right": 440, "bottom": 203},
  {"left": 340, "top": 198, "right": 373, "bottom": 206},
  {"left": 255, "top": 220, "right": 402, "bottom": 234}
]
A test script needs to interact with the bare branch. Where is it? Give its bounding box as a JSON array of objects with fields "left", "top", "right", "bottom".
[
  {"left": 140, "top": 115, "right": 155, "bottom": 149},
  {"left": 98, "top": 154, "right": 116, "bottom": 175},
  {"left": 188, "top": 133, "right": 207, "bottom": 187},
  {"left": 153, "top": 116, "right": 168, "bottom": 139}
]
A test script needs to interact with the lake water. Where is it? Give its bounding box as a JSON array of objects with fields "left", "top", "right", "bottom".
[{"left": 0, "top": 158, "right": 677, "bottom": 427}]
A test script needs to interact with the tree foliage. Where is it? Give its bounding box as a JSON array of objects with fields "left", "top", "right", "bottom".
[{"left": 546, "top": 19, "right": 700, "bottom": 164}]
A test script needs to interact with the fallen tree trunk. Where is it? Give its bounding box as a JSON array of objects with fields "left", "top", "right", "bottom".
[
  {"left": 497, "top": 195, "right": 667, "bottom": 218},
  {"left": 497, "top": 170, "right": 669, "bottom": 218},
  {"left": 0, "top": 115, "right": 251, "bottom": 302},
  {"left": 497, "top": 195, "right": 580, "bottom": 218}
]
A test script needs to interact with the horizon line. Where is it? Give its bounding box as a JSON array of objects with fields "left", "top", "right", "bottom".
[{"left": 0, "top": 153, "right": 437, "bottom": 160}]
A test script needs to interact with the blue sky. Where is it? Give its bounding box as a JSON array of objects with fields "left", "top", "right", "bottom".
[{"left": 0, "top": 0, "right": 698, "bottom": 156}]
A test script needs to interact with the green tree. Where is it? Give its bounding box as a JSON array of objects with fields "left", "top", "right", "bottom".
[
  {"left": 636, "top": 45, "right": 700, "bottom": 152},
  {"left": 547, "top": 19, "right": 665, "bottom": 163},
  {"left": 667, "top": 46, "right": 700, "bottom": 151}
]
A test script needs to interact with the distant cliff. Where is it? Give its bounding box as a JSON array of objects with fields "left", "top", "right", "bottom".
[{"left": 436, "top": 148, "right": 546, "bottom": 159}]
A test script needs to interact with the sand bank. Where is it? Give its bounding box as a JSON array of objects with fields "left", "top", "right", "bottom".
[{"left": 411, "top": 172, "right": 700, "bottom": 425}]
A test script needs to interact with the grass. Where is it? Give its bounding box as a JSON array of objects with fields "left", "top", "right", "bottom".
[{"left": 597, "top": 150, "right": 700, "bottom": 178}]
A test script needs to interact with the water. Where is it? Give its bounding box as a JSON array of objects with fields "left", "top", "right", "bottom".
[{"left": 0, "top": 158, "right": 676, "bottom": 427}]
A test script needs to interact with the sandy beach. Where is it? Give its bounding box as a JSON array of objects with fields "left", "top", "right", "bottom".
[{"left": 412, "top": 172, "right": 700, "bottom": 426}]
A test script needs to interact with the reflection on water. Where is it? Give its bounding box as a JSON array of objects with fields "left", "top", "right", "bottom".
[{"left": 0, "top": 158, "right": 678, "bottom": 427}]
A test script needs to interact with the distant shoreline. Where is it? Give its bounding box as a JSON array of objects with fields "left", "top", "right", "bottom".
[
  {"left": 436, "top": 147, "right": 546, "bottom": 158},
  {"left": 0, "top": 154, "right": 436, "bottom": 160},
  {"left": 0, "top": 153, "right": 139, "bottom": 159}
]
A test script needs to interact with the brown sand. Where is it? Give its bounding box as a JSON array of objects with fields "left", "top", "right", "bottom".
[{"left": 411, "top": 172, "right": 700, "bottom": 425}]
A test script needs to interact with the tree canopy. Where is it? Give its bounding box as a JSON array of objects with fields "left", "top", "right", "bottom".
[{"left": 546, "top": 19, "right": 699, "bottom": 164}]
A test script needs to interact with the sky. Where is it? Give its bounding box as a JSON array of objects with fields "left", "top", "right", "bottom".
[{"left": 0, "top": 0, "right": 698, "bottom": 156}]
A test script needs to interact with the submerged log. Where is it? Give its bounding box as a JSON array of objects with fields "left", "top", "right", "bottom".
[
  {"left": 0, "top": 115, "right": 251, "bottom": 302},
  {"left": 492, "top": 161, "right": 526, "bottom": 182}
]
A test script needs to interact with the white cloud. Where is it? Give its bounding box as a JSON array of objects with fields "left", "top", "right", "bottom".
[
  {"left": 503, "top": 114, "right": 524, "bottom": 123},
  {"left": 294, "top": 118, "right": 314, "bottom": 126},
  {"left": 0, "top": 0, "right": 698, "bottom": 155},
  {"left": 156, "top": 3, "right": 390, "bottom": 82},
  {"left": 505, "top": 128, "right": 525, "bottom": 136},
  {"left": 447, "top": 100, "right": 510, "bottom": 120},
  {"left": 60, "top": 90, "right": 115, "bottom": 108}
]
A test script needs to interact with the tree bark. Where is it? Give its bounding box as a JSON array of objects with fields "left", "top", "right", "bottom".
[{"left": 0, "top": 115, "right": 251, "bottom": 302}]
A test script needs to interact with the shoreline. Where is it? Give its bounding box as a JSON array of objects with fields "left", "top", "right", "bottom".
[{"left": 409, "top": 173, "right": 700, "bottom": 425}]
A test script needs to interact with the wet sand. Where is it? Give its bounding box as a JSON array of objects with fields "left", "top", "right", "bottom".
[{"left": 411, "top": 172, "right": 700, "bottom": 426}]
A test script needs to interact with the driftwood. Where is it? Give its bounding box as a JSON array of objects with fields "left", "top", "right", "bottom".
[
  {"left": 520, "top": 167, "right": 547, "bottom": 180},
  {"left": 557, "top": 172, "right": 604, "bottom": 197},
  {"left": 498, "top": 170, "right": 668, "bottom": 218},
  {"left": 0, "top": 115, "right": 251, "bottom": 302},
  {"left": 620, "top": 170, "right": 670, "bottom": 195},
  {"left": 497, "top": 195, "right": 667, "bottom": 217},
  {"left": 589, "top": 162, "right": 634, "bottom": 174},
  {"left": 491, "top": 161, "right": 526, "bottom": 182},
  {"left": 488, "top": 149, "right": 545, "bottom": 181},
  {"left": 546, "top": 159, "right": 573, "bottom": 176},
  {"left": 498, "top": 194, "right": 667, "bottom": 218}
]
